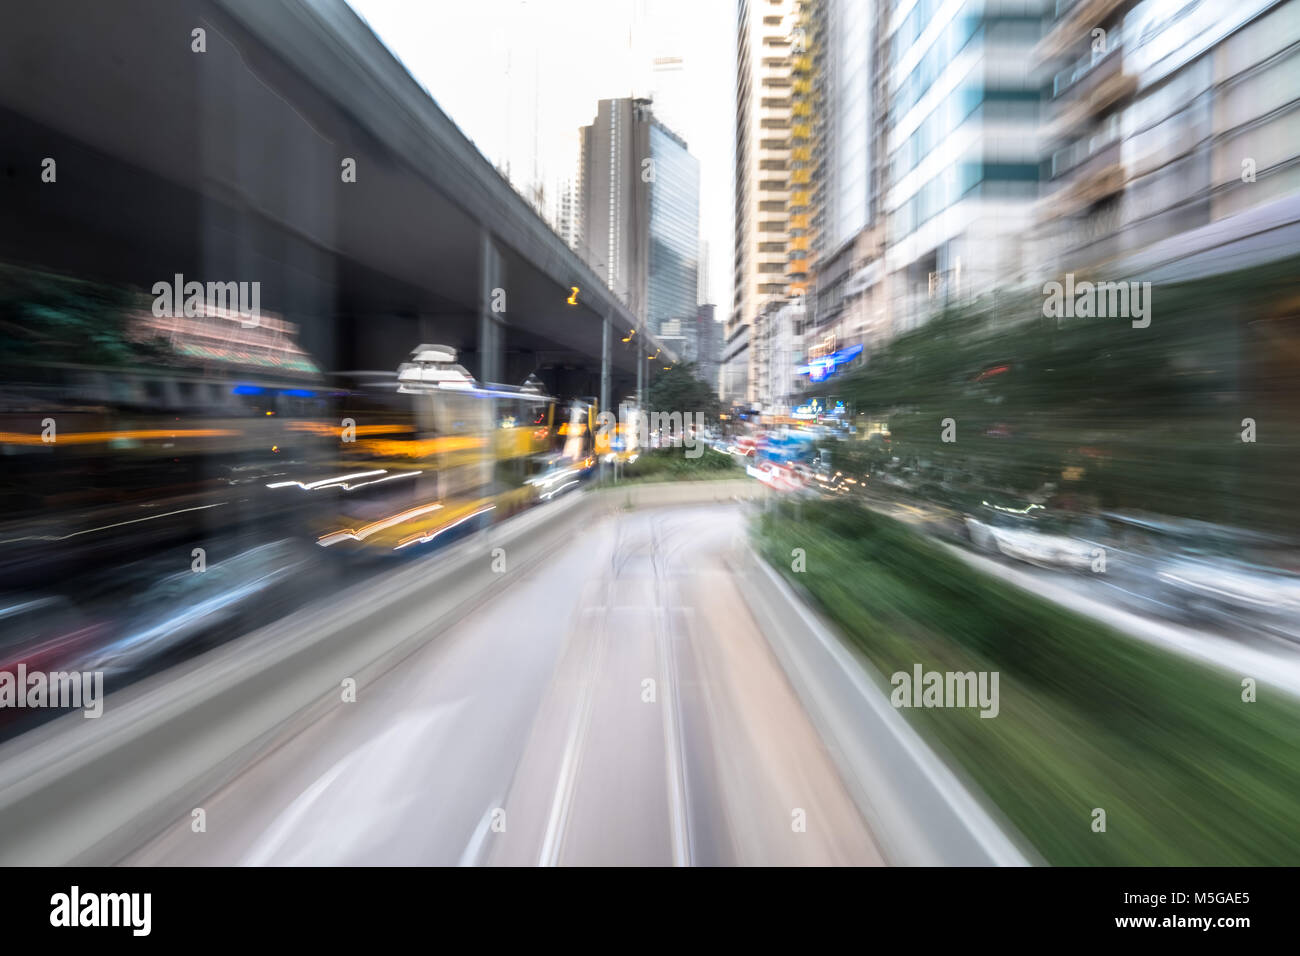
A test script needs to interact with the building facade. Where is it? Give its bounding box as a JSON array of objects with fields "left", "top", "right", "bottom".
[
  {"left": 579, "top": 97, "right": 700, "bottom": 344},
  {"left": 791, "top": 0, "right": 891, "bottom": 405},
  {"left": 721, "top": 320, "right": 751, "bottom": 404},
  {"left": 1037, "top": 0, "right": 1299, "bottom": 281},
  {"left": 579, "top": 97, "right": 653, "bottom": 325},
  {"left": 695, "top": 304, "right": 722, "bottom": 393},
  {"left": 730, "top": 0, "right": 800, "bottom": 403},
  {"left": 882, "top": 0, "right": 1048, "bottom": 330},
  {"left": 647, "top": 121, "right": 701, "bottom": 340}
]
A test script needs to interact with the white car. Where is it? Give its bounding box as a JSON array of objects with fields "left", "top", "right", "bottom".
[{"left": 965, "top": 517, "right": 1096, "bottom": 571}]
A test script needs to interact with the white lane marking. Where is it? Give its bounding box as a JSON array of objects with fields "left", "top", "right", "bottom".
[
  {"left": 651, "top": 521, "right": 693, "bottom": 867},
  {"left": 658, "top": 622, "right": 692, "bottom": 866},
  {"left": 239, "top": 750, "right": 362, "bottom": 867},
  {"left": 240, "top": 706, "right": 459, "bottom": 866},
  {"left": 458, "top": 796, "right": 505, "bottom": 867},
  {"left": 537, "top": 587, "right": 610, "bottom": 867}
]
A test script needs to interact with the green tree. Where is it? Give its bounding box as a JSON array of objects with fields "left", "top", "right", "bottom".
[
  {"left": 0, "top": 264, "right": 142, "bottom": 367},
  {"left": 819, "top": 256, "right": 1300, "bottom": 530},
  {"left": 647, "top": 361, "right": 721, "bottom": 420}
]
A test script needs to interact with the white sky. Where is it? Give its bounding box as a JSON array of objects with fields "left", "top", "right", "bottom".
[{"left": 346, "top": 0, "right": 736, "bottom": 312}]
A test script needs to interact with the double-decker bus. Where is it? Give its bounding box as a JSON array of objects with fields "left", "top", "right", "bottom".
[{"left": 282, "top": 345, "right": 564, "bottom": 557}]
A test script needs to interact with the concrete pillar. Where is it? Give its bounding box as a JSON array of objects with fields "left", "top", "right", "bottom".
[
  {"left": 636, "top": 331, "right": 644, "bottom": 413},
  {"left": 600, "top": 314, "right": 611, "bottom": 481},
  {"left": 478, "top": 228, "right": 504, "bottom": 385},
  {"left": 600, "top": 313, "right": 611, "bottom": 417},
  {"left": 478, "top": 229, "right": 504, "bottom": 490}
]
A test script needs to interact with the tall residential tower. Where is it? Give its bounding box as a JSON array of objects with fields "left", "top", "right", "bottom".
[{"left": 728, "top": 0, "right": 800, "bottom": 403}]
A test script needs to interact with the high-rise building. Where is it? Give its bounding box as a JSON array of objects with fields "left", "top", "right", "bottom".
[
  {"left": 883, "top": 0, "right": 1048, "bottom": 330},
  {"left": 1037, "top": 0, "right": 1298, "bottom": 282},
  {"left": 658, "top": 317, "right": 689, "bottom": 363},
  {"left": 579, "top": 97, "right": 653, "bottom": 323},
  {"left": 745, "top": 0, "right": 892, "bottom": 413},
  {"left": 695, "top": 304, "right": 722, "bottom": 393},
  {"left": 656, "top": 304, "right": 721, "bottom": 393},
  {"left": 791, "top": 0, "right": 890, "bottom": 406},
  {"left": 755, "top": 299, "right": 802, "bottom": 416},
  {"left": 578, "top": 98, "right": 699, "bottom": 338},
  {"left": 721, "top": 321, "right": 752, "bottom": 404},
  {"left": 555, "top": 175, "right": 580, "bottom": 252},
  {"left": 648, "top": 121, "right": 701, "bottom": 339},
  {"left": 730, "top": 0, "right": 800, "bottom": 403}
]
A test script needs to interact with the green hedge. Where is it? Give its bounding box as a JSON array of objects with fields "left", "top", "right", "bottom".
[
  {"left": 610, "top": 445, "right": 741, "bottom": 484},
  {"left": 758, "top": 498, "right": 1300, "bottom": 865}
]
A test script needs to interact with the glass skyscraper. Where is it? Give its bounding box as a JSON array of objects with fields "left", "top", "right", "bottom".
[{"left": 648, "top": 122, "right": 701, "bottom": 342}]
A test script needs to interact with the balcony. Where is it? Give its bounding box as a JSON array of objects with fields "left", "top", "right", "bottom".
[
  {"left": 1035, "top": 0, "right": 1137, "bottom": 64},
  {"left": 1046, "top": 65, "right": 1137, "bottom": 141},
  {"left": 1051, "top": 113, "right": 1122, "bottom": 179},
  {"left": 1053, "top": 40, "right": 1124, "bottom": 99},
  {"left": 1047, "top": 152, "right": 1125, "bottom": 219}
]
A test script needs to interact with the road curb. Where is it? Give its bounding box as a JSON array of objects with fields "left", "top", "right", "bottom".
[{"left": 733, "top": 548, "right": 1038, "bottom": 866}]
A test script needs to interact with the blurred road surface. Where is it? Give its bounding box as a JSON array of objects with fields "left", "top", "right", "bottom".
[{"left": 126, "top": 503, "right": 883, "bottom": 866}]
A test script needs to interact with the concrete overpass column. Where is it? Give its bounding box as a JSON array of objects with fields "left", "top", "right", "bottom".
[
  {"left": 636, "top": 339, "right": 644, "bottom": 412},
  {"left": 600, "top": 312, "right": 611, "bottom": 419},
  {"left": 479, "top": 229, "right": 505, "bottom": 491},
  {"left": 478, "top": 229, "right": 504, "bottom": 385},
  {"left": 599, "top": 313, "right": 612, "bottom": 481}
]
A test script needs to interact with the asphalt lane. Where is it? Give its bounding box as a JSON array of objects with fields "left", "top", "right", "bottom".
[{"left": 126, "top": 502, "right": 883, "bottom": 866}]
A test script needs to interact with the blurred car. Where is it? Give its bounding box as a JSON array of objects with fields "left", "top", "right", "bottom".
[
  {"left": 964, "top": 500, "right": 1100, "bottom": 571},
  {"left": 966, "top": 517, "right": 1096, "bottom": 570},
  {"left": 84, "top": 539, "right": 306, "bottom": 678},
  {"left": 1153, "top": 556, "right": 1300, "bottom": 639},
  {"left": 0, "top": 596, "right": 106, "bottom": 678},
  {"left": 0, "top": 596, "right": 107, "bottom": 733}
]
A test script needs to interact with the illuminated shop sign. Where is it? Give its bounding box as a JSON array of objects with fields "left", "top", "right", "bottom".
[{"left": 795, "top": 344, "right": 862, "bottom": 382}]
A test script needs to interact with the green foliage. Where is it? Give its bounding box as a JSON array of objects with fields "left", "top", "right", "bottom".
[
  {"left": 614, "top": 445, "right": 740, "bottom": 484},
  {"left": 0, "top": 264, "right": 144, "bottom": 368},
  {"left": 647, "top": 361, "right": 722, "bottom": 421},
  {"left": 758, "top": 499, "right": 1300, "bottom": 865},
  {"left": 825, "top": 257, "right": 1300, "bottom": 530}
]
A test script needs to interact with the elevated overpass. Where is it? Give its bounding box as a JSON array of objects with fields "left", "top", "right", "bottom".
[{"left": 0, "top": 0, "right": 670, "bottom": 405}]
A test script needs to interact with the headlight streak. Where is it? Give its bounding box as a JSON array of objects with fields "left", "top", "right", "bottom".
[
  {"left": 393, "top": 505, "right": 496, "bottom": 550},
  {"left": 266, "top": 471, "right": 424, "bottom": 493},
  {"left": 540, "top": 480, "right": 579, "bottom": 500},
  {"left": 0, "top": 502, "right": 228, "bottom": 545},
  {"left": 317, "top": 502, "right": 444, "bottom": 546},
  {"left": 267, "top": 470, "right": 388, "bottom": 491}
]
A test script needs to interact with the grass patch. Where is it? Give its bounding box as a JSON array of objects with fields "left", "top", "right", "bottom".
[
  {"left": 606, "top": 445, "right": 742, "bottom": 485},
  {"left": 757, "top": 498, "right": 1300, "bottom": 865}
]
